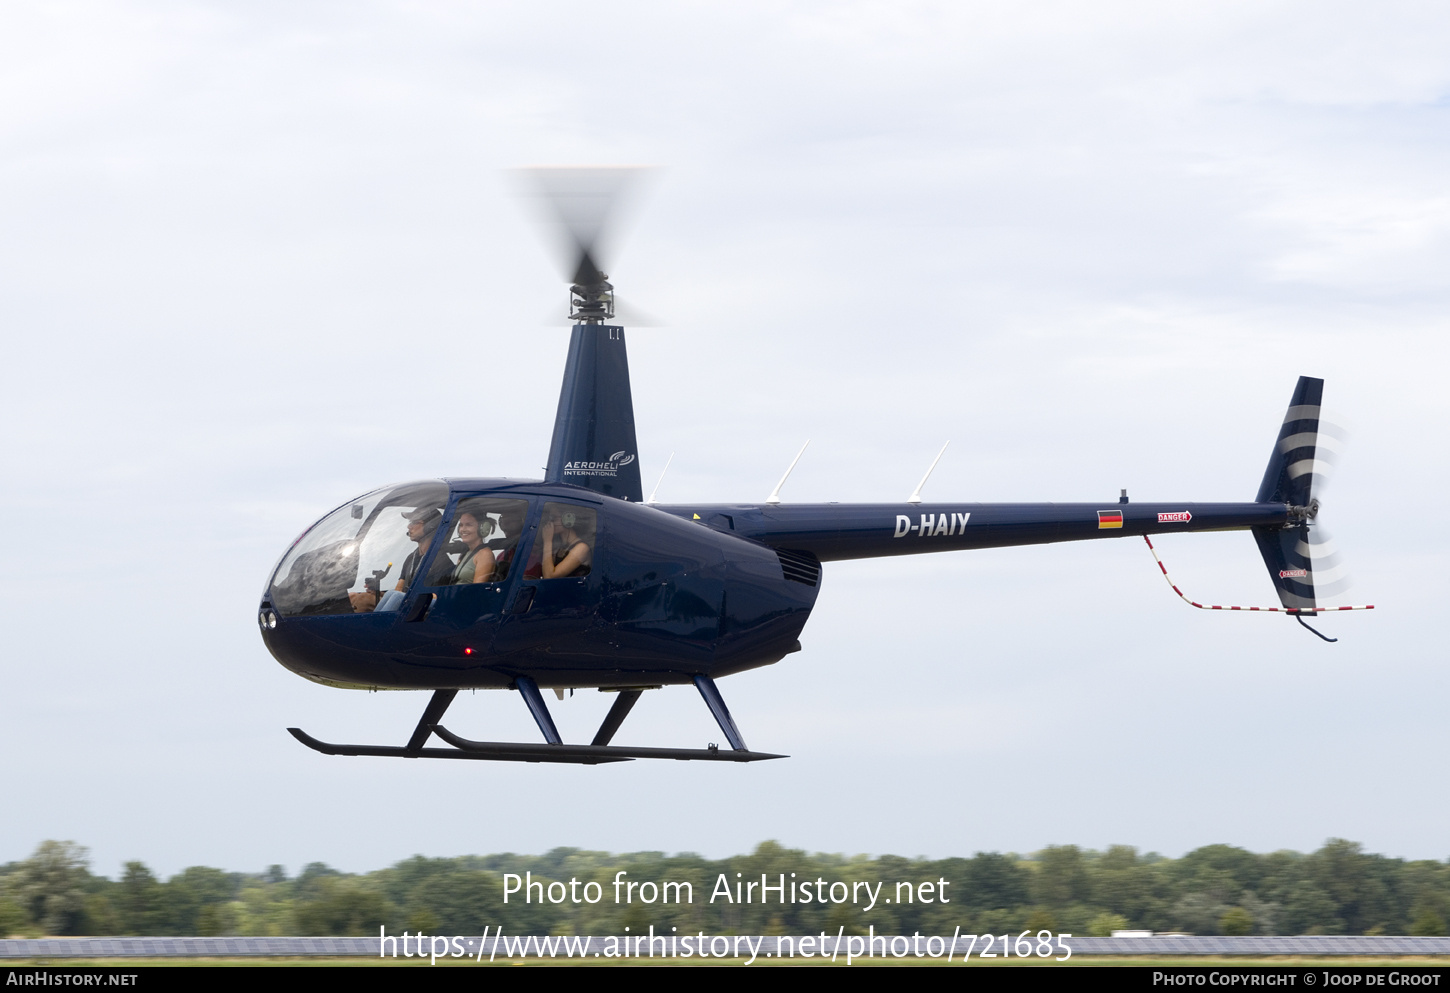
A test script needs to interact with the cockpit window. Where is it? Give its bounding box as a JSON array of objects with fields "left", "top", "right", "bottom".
[
  {"left": 428, "top": 498, "right": 531, "bottom": 587},
  {"left": 269, "top": 481, "right": 450, "bottom": 616}
]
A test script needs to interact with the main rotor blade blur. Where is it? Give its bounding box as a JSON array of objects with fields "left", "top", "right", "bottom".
[{"left": 515, "top": 167, "right": 649, "bottom": 283}]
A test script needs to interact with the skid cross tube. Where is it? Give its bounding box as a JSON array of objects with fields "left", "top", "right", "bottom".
[
  {"left": 693, "top": 674, "right": 748, "bottom": 751},
  {"left": 406, "top": 689, "right": 457, "bottom": 753},
  {"left": 591, "top": 689, "right": 643, "bottom": 746},
  {"left": 515, "top": 675, "right": 563, "bottom": 744}
]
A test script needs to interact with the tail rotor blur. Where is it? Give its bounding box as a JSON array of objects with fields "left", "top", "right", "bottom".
[{"left": 1298, "top": 417, "right": 1354, "bottom": 605}]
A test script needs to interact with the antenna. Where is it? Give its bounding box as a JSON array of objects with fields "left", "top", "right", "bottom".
[
  {"left": 765, "top": 441, "right": 810, "bottom": 505},
  {"left": 647, "top": 452, "right": 675, "bottom": 504},
  {"left": 906, "top": 441, "right": 950, "bottom": 505}
]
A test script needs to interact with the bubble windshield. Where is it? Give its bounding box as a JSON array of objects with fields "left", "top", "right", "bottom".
[{"left": 269, "top": 481, "right": 450, "bottom": 617}]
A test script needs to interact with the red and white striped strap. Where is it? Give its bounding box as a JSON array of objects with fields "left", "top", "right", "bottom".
[{"left": 1143, "top": 535, "right": 1374, "bottom": 613}]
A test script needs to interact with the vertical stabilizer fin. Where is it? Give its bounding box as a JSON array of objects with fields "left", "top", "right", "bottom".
[
  {"left": 1252, "top": 524, "right": 1318, "bottom": 610},
  {"left": 544, "top": 323, "right": 643, "bottom": 502},
  {"left": 1256, "top": 375, "right": 1323, "bottom": 507},
  {"left": 1253, "top": 376, "right": 1325, "bottom": 611}
]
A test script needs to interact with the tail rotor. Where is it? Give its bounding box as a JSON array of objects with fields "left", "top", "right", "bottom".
[{"left": 1250, "top": 376, "right": 1372, "bottom": 637}]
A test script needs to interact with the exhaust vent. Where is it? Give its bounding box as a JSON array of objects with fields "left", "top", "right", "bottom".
[{"left": 776, "top": 548, "right": 821, "bottom": 587}]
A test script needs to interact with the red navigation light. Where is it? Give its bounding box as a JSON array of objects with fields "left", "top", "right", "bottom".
[{"left": 463, "top": 647, "right": 473, "bottom": 655}]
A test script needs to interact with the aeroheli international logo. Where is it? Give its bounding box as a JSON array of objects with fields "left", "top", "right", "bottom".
[{"left": 563, "top": 451, "right": 636, "bottom": 477}]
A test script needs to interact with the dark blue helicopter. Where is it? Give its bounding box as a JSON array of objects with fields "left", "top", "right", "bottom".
[{"left": 260, "top": 170, "right": 1357, "bottom": 765}]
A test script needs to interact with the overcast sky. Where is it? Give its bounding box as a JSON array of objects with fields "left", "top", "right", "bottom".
[{"left": 2, "top": 2, "right": 1447, "bottom": 878}]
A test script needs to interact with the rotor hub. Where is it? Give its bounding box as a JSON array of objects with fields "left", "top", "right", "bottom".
[
  {"left": 569, "top": 275, "right": 615, "bottom": 324},
  {"left": 1287, "top": 498, "right": 1319, "bottom": 524}
]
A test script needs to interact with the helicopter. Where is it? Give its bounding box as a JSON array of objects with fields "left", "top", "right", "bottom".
[{"left": 260, "top": 169, "right": 1369, "bottom": 765}]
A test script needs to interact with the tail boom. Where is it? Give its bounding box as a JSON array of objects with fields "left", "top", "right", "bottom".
[{"left": 659, "top": 501, "right": 1290, "bottom": 562}]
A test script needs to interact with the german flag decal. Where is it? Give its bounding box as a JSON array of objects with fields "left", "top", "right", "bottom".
[{"left": 1097, "top": 509, "right": 1124, "bottom": 529}]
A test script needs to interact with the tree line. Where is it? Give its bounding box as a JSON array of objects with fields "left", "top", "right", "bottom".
[{"left": 1, "top": 839, "right": 1446, "bottom": 938}]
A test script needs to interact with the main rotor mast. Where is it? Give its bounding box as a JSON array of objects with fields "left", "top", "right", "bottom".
[{"left": 569, "top": 252, "right": 614, "bottom": 324}]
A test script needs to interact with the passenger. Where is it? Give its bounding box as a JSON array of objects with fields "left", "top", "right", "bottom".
[
  {"left": 490, "top": 504, "right": 529, "bottom": 581},
  {"left": 451, "top": 509, "right": 496, "bottom": 584},
  {"left": 541, "top": 508, "right": 592, "bottom": 579}
]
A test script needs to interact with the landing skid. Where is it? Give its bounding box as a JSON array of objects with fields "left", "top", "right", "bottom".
[{"left": 287, "top": 675, "right": 786, "bottom": 764}]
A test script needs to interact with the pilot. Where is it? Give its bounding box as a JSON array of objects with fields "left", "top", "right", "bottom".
[
  {"left": 398, "top": 506, "right": 454, "bottom": 588},
  {"left": 350, "top": 505, "right": 450, "bottom": 611}
]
